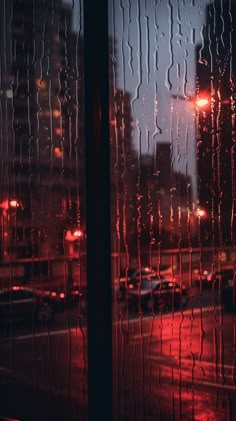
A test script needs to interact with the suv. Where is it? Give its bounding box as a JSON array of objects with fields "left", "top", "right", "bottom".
[{"left": 0, "top": 286, "right": 54, "bottom": 324}]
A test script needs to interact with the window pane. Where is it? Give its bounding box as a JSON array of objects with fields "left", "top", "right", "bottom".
[
  {"left": 0, "top": 1, "right": 87, "bottom": 419},
  {"left": 110, "top": 0, "right": 236, "bottom": 420}
]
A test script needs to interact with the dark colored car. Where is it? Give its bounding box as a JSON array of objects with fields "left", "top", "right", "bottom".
[
  {"left": 212, "top": 269, "right": 235, "bottom": 288},
  {"left": 41, "top": 283, "right": 83, "bottom": 311},
  {"left": 127, "top": 277, "right": 189, "bottom": 313},
  {"left": 115, "top": 265, "right": 175, "bottom": 301},
  {"left": 194, "top": 268, "right": 235, "bottom": 290},
  {"left": 0, "top": 286, "right": 54, "bottom": 324},
  {"left": 195, "top": 267, "right": 236, "bottom": 312},
  {"left": 193, "top": 269, "right": 212, "bottom": 289},
  {"left": 219, "top": 269, "right": 236, "bottom": 312}
]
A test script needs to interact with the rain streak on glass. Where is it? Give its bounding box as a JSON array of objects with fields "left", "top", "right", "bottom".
[{"left": 111, "top": 0, "right": 236, "bottom": 420}]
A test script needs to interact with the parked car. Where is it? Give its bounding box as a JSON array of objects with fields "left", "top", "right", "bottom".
[
  {"left": 194, "top": 268, "right": 235, "bottom": 290},
  {"left": 113, "top": 268, "right": 136, "bottom": 300},
  {"left": 126, "top": 277, "right": 189, "bottom": 313},
  {"left": 0, "top": 286, "right": 54, "bottom": 324},
  {"left": 193, "top": 269, "right": 212, "bottom": 289},
  {"left": 41, "top": 282, "right": 82, "bottom": 311},
  {"left": 114, "top": 265, "right": 176, "bottom": 301},
  {"left": 219, "top": 269, "right": 236, "bottom": 312}
]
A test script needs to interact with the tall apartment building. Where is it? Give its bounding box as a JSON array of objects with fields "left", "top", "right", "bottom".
[{"left": 0, "top": 0, "right": 85, "bottom": 259}]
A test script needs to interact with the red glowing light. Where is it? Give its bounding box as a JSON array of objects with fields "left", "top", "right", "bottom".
[
  {"left": 196, "top": 98, "right": 209, "bottom": 108},
  {"left": 9, "top": 199, "right": 19, "bottom": 208},
  {"left": 51, "top": 292, "right": 57, "bottom": 297},
  {"left": 196, "top": 208, "right": 207, "bottom": 218},
  {"left": 54, "top": 147, "right": 63, "bottom": 158},
  {"left": 59, "top": 292, "right": 65, "bottom": 299},
  {"left": 55, "top": 128, "right": 62, "bottom": 135},
  {"left": 53, "top": 109, "right": 61, "bottom": 118},
  {"left": 73, "top": 229, "right": 82, "bottom": 238},
  {"left": 65, "top": 229, "right": 83, "bottom": 241},
  {"left": 72, "top": 290, "right": 79, "bottom": 295},
  {"left": 1, "top": 199, "right": 21, "bottom": 210}
]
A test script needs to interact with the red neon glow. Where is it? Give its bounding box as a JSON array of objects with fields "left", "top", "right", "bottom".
[{"left": 59, "top": 292, "right": 65, "bottom": 299}]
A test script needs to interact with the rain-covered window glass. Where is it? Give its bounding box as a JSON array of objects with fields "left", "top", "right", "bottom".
[
  {"left": 110, "top": 0, "right": 236, "bottom": 420},
  {"left": 0, "top": 0, "right": 235, "bottom": 420},
  {"left": 0, "top": 1, "right": 87, "bottom": 420}
]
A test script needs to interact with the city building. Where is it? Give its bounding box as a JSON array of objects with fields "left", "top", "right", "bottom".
[
  {"left": 195, "top": 0, "right": 236, "bottom": 246},
  {"left": 0, "top": 0, "right": 85, "bottom": 261}
]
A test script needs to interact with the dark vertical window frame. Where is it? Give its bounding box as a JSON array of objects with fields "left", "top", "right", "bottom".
[{"left": 83, "top": 1, "right": 113, "bottom": 420}]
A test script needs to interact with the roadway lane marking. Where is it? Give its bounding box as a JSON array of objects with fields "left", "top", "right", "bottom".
[
  {"left": 144, "top": 353, "right": 236, "bottom": 391},
  {"left": 0, "top": 305, "right": 221, "bottom": 343},
  {"left": 190, "top": 379, "right": 236, "bottom": 391},
  {"left": 145, "top": 354, "right": 235, "bottom": 372},
  {"left": 0, "top": 327, "right": 85, "bottom": 342},
  {"left": 117, "top": 305, "right": 221, "bottom": 325}
]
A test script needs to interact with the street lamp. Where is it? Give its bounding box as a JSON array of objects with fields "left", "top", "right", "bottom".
[
  {"left": 195, "top": 97, "right": 209, "bottom": 109},
  {"left": 196, "top": 207, "right": 207, "bottom": 219},
  {"left": 171, "top": 93, "right": 210, "bottom": 110}
]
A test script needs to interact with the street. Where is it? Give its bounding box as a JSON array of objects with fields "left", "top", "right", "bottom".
[{"left": 0, "top": 287, "right": 236, "bottom": 420}]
